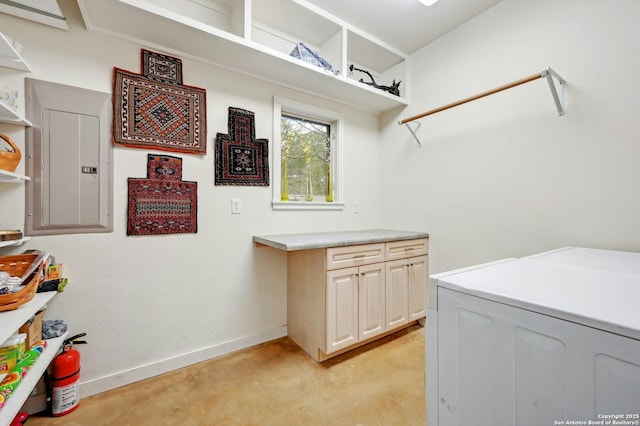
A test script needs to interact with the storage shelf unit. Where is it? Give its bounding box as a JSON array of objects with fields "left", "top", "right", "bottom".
[
  {"left": 0, "top": 293, "right": 66, "bottom": 424},
  {"left": 76, "top": 0, "right": 408, "bottom": 113}
]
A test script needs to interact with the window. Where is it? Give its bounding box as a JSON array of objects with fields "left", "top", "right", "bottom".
[{"left": 272, "top": 97, "right": 343, "bottom": 210}]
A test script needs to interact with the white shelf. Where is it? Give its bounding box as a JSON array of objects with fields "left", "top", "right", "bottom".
[
  {"left": 0, "top": 1, "right": 68, "bottom": 31},
  {"left": 0, "top": 333, "right": 67, "bottom": 424},
  {"left": 0, "top": 292, "right": 56, "bottom": 344},
  {"left": 0, "top": 292, "right": 63, "bottom": 424},
  {"left": 0, "top": 169, "right": 30, "bottom": 182},
  {"left": 76, "top": 0, "right": 409, "bottom": 114},
  {"left": 0, "top": 99, "right": 32, "bottom": 127},
  {"left": 0, "top": 237, "right": 31, "bottom": 249},
  {"left": 0, "top": 32, "right": 31, "bottom": 72}
]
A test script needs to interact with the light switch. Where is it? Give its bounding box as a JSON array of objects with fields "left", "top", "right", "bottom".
[{"left": 231, "top": 199, "right": 242, "bottom": 214}]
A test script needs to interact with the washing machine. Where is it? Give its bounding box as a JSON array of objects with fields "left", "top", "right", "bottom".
[{"left": 426, "top": 247, "right": 640, "bottom": 426}]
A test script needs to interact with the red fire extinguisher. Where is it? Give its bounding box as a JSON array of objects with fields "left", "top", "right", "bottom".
[{"left": 50, "top": 333, "right": 87, "bottom": 417}]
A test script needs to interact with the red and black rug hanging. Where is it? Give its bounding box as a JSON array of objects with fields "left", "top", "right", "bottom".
[
  {"left": 215, "top": 107, "right": 269, "bottom": 186},
  {"left": 127, "top": 154, "right": 197, "bottom": 236},
  {"left": 113, "top": 49, "right": 207, "bottom": 155}
]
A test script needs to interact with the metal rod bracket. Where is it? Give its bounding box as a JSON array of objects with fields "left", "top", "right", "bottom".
[
  {"left": 404, "top": 122, "right": 422, "bottom": 147},
  {"left": 398, "top": 66, "right": 566, "bottom": 145},
  {"left": 544, "top": 67, "right": 565, "bottom": 116}
]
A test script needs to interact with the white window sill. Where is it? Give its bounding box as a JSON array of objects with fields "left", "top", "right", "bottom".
[{"left": 272, "top": 201, "right": 345, "bottom": 211}]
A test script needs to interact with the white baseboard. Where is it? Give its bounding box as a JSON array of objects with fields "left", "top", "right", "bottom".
[{"left": 79, "top": 325, "right": 288, "bottom": 398}]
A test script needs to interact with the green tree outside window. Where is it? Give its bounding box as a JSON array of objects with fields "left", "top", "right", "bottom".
[{"left": 281, "top": 114, "right": 332, "bottom": 202}]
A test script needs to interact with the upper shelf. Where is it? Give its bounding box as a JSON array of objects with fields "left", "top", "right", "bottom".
[
  {"left": 76, "top": 0, "right": 409, "bottom": 114},
  {"left": 0, "top": 99, "right": 31, "bottom": 126},
  {"left": 0, "top": 31, "right": 31, "bottom": 72},
  {"left": 0, "top": 0, "right": 68, "bottom": 31}
]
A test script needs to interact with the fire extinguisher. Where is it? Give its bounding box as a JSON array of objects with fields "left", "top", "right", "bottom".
[{"left": 50, "top": 333, "right": 87, "bottom": 417}]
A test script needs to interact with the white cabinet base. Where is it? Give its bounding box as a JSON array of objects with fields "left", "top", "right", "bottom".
[{"left": 288, "top": 238, "right": 427, "bottom": 362}]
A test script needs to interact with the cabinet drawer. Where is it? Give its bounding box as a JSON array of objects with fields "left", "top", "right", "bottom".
[
  {"left": 385, "top": 238, "right": 428, "bottom": 261},
  {"left": 326, "top": 243, "right": 385, "bottom": 270}
]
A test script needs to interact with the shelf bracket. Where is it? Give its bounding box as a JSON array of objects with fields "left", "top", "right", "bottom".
[
  {"left": 544, "top": 67, "right": 565, "bottom": 116},
  {"left": 404, "top": 122, "right": 422, "bottom": 147}
]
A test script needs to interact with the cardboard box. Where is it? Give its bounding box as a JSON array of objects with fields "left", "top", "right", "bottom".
[
  {"left": 47, "top": 263, "right": 62, "bottom": 280},
  {"left": 19, "top": 310, "right": 44, "bottom": 350},
  {"left": 20, "top": 375, "right": 48, "bottom": 415}
]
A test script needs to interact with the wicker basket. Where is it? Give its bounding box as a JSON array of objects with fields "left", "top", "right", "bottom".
[
  {"left": 0, "top": 254, "right": 45, "bottom": 312},
  {"left": 0, "top": 133, "right": 22, "bottom": 173}
]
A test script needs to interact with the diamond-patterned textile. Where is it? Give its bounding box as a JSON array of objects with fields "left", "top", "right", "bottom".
[{"left": 113, "top": 50, "right": 206, "bottom": 154}]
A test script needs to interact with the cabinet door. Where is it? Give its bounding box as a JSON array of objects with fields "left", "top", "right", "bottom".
[
  {"left": 408, "top": 255, "right": 428, "bottom": 320},
  {"left": 326, "top": 267, "right": 359, "bottom": 353},
  {"left": 385, "top": 259, "right": 409, "bottom": 329},
  {"left": 358, "top": 263, "right": 386, "bottom": 341}
]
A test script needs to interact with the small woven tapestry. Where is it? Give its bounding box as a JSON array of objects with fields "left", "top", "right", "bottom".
[
  {"left": 215, "top": 107, "right": 269, "bottom": 186},
  {"left": 113, "top": 49, "right": 207, "bottom": 155},
  {"left": 127, "top": 154, "right": 197, "bottom": 236}
]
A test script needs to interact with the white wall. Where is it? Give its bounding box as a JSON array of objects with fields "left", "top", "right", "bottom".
[
  {"left": 4, "top": 0, "right": 640, "bottom": 398},
  {"left": 0, "top": 1, "right": 383, "bottom": 395},
  {"left": 382, "top": 0, "right": 640, "bottom": 274}
]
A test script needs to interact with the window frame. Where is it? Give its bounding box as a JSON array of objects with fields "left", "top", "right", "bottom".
[{"left": 272, "top": 97, "right": 344, "bottom": 210}]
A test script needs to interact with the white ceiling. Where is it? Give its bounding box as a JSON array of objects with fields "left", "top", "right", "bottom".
[{"left": 305, "top": 0, "right": 504, "bottom": 54}]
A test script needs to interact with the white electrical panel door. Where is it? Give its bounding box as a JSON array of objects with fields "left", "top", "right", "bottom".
[{"left": 25, "top": 78, "right": 113, "bottom": 235}]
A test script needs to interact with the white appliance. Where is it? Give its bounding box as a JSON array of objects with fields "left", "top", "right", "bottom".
[{"left": 426, "top": 247, "right": 640, "bottom": 426}]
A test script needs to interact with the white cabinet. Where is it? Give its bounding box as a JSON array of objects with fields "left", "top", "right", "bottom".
[
  {"left": 325, "top": 261, "right": 386, "bottom": 353},
  {"left": 0, "top": 293, "right": 67, "bottom": 424},
  {"left": 357, "top": 263, "right": 386, "bottom": 342},
  {"left": 387, "top": 255, "right": 428, "bottom": 328},
  {"left": 76, "top": 0, "right": 408, "bottom": 113},
  {"left": 288, "top": 238, "right": 427, "bottom": 361},
  {"left": 386, "top": 238, "right": 428, "bottom": 329},
  {"left": 325, "top": 267, "right": 358, "bottom": 352}
]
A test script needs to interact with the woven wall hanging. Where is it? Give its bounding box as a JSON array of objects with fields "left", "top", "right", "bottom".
[
  {"left": 127, "top": 154, "right": 197, "bottom": 236},
  {"left": 215, "top": 107, "right": 269, "bottom": 186},
  {"left": 113, "top": 49, "right": 207, "bottom": 154}
]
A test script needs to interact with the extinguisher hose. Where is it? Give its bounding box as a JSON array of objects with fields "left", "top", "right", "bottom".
[{"left": 64, "top": 333, "right": 88, "bottom": 346}]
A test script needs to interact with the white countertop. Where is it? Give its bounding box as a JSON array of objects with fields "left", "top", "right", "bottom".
[
  {"left": 433, "top": 247, "right": 640, "bottom": 340},
  {"left": 253, "top": 229, "right": 429, "bottom": 251}
]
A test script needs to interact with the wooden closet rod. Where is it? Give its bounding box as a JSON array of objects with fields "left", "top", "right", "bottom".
[{"left": 399, "top": 69, "right": 556, "bottom": 125}]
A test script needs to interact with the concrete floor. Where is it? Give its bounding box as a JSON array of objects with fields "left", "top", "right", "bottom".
[{"left": 28, "top": 325, "right": 426, "bottom": 426}]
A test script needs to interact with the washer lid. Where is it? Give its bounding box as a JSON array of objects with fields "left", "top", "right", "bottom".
[
  {"left": 525, "top": 246, "right": 640, "bottom": 276},
  {"left": 436, "top": 256, "right": 640, "bottom": 340}
]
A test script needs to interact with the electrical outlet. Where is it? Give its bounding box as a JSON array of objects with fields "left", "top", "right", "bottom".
[{"left": 231, "top": 199, "right": 241, "bottom": 214}]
